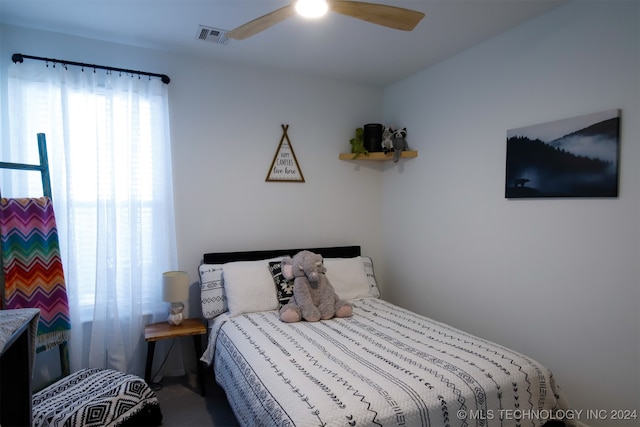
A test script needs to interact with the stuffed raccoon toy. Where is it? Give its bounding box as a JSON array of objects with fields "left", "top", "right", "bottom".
[
  {"left": 392, "top": 128, "right": 408, "bottom": 163},
  {"left": 382, "top": 126, "right": 409, "bottom": 162},
  {"left": 382, "top": 127, "right": 394, "bottom": 154}
]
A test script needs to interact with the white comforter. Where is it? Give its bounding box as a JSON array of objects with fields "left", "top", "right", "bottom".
[{"left": 202, "top": 298, "right": 577, "bottom": 427}]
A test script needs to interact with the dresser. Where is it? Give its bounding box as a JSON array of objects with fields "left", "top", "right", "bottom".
[{"left": 0, "top": 308, "right": 40, "bottom": 427}]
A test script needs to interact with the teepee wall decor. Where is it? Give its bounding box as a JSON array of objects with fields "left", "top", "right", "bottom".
[{"left": 266, "top": 124, "right": 305, "bottom": 183}]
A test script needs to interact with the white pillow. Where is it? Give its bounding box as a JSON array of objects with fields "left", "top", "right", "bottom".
[
  {"left": 324, "top": 256, "right": 376, "bottom": 301},
  {"left": 223, "top": 258, "right": 282, "bottom": 317}
]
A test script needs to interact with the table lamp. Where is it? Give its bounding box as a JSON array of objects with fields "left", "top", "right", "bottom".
[{"left": 162, "top": 271, "right": 189, "bottom": 325}]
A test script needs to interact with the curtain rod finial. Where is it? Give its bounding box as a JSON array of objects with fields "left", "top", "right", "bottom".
[{"left": 12, "top": 53, "right": 24, "bottom": 63}]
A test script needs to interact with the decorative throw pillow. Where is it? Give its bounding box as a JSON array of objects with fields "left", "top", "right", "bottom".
[
  {"left": 198, "top": 263, "right": 227, "bottom": 319},
  {"left": 361, "top": 256, "right": 381, "bottom": 298},
  {"left": 324, "top": 256, "right": 379, "bottom": 301},
  {"left": 268, "top": 260, "right": 294, "bottom": 307},
  {"left": 222, "top": 258, "right": 282, "bottom": 317}
]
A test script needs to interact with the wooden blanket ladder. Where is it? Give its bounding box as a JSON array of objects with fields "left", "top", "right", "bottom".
[{"left": 0, "top": 133, "right": 70, "bottom": 377}]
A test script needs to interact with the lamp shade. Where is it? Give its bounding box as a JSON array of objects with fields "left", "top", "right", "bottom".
[{"left": 162, "top": 271, "right": 189, "bottom": 303}]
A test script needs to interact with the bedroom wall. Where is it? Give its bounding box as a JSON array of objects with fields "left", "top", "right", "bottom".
[
  {"left": 0, "top": 24, "right": 386, "bottom": 373},
  {"left": 382, "top": 1, "right": 639, "bottom": 424}
]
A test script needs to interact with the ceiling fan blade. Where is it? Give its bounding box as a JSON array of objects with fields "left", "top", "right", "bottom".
[
  {"left": 227, "top": 4, "right": 295, "bottom": 40},
  {"left": 329, "top": 1, "right": 425, "bottom": 31}
]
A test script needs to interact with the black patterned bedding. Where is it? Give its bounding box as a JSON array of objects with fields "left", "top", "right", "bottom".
[{"left": 202, "top": 298, "right": 577, "bottom": 427}]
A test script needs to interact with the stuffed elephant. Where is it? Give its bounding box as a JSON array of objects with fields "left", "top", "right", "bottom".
[{"left": 279, "top": 250, "right": 353, "bottom": 323}]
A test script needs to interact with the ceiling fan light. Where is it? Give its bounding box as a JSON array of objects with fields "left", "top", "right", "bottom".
[{"left": 295, "top": 0, "right": 328, "bottom": 19}]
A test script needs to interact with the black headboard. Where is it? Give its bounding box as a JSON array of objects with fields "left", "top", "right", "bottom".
[{"left": 203, "top": 245, "right": 361, "bottom": 264}]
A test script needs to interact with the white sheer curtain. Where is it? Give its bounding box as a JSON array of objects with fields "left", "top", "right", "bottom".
[{"left": 4, "top": 60, "right": 180, "bottom": 377}]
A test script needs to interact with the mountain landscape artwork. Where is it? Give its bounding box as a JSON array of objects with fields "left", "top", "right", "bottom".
[{"left": 505, "top": 109, "right": 620, "bottom": 198}]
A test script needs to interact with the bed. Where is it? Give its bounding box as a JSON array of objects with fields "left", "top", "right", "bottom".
[{"left": 199, "top": 246, "right": 578, "bottom": 427}]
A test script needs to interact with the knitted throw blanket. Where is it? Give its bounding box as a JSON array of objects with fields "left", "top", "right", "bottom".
[{"left": 1, "top": 197, "right": 71, "bottom": 351}]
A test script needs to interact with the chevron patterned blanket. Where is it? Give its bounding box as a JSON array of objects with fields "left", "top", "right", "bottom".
[{"left": 0, "top": 197, "right": 71, "bottom": 351}]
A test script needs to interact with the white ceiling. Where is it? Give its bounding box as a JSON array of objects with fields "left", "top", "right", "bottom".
[{"left": 0, "top": 0, "right": 568, "bottom": 87}]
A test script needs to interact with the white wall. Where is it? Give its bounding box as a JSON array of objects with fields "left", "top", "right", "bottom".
[
  {"left": 166, "top": 55, "right": 387, "bottom": 298},
  {"left": 382, "top": 1, "right": 639, "bottom": 424}
]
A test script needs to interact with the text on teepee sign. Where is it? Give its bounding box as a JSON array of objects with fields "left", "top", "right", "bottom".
[{"left": 266, "top": 124, "right": 305, "bottom": 182}]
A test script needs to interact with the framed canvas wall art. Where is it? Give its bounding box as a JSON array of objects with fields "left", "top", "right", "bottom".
[{"left": 505, "top": 109, "right": 620, "bottom": 198}]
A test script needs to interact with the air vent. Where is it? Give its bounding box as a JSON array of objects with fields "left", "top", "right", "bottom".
[{"left": 196, "top": 25, "right": 229, "bottom": 45}]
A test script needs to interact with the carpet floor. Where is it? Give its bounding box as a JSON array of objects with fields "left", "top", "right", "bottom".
[{"left": 153, "top": 369, "right": 239, "bottom": 427}]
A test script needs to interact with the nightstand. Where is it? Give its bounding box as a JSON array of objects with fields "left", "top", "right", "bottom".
[{"left": 144, "top": 318, "right": 207, "bottom": 396}]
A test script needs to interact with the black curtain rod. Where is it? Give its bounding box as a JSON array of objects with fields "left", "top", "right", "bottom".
[{"left": 12, "top": 53, "right": 170, "bottom": 84}]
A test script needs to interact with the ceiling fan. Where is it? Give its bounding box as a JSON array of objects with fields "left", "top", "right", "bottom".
[{"left": 226, "top": 0, "right": 425, "bottom": 40}]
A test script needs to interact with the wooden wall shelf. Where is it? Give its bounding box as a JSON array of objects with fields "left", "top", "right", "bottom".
[{"left": 338, "top": 151, "right": 418, "bottom": 161}]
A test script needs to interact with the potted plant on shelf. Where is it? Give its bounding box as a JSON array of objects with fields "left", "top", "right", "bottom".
[{"left": 349, "top": 127, "right": 368, "bottom": 159}]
